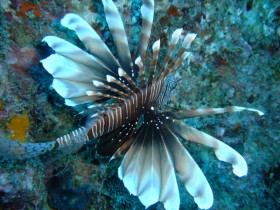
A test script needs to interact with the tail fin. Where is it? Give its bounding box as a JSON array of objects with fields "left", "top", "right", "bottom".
[
  {"left": 0, "top": 137, "right": 56, "bottom": 160},
  {"left": 0, "top": 127, "right": 89, "bottom": 160}
]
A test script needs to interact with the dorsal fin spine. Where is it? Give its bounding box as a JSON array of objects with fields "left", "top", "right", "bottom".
[
  {"left": 92, "top": 80, "right": 129, "bottom": 99},
  {"left": 148, "top": 39, "right": 161, "bottom": 85},
  {"left": 135, "top": 56, "right": 146, "bottom": 88},
  {"left": 118, "top": 68, "right": 141, "bottom": 92},
  {"left": 106, "top": 75, "right": 136, "bottom": 95},
  {"left": 157, "top": 28, "right": 183, "bottom": 79}
]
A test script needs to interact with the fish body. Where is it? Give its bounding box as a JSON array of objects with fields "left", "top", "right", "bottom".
[{"left": 0, "top": 0, "right": 264, "bottom": 209}]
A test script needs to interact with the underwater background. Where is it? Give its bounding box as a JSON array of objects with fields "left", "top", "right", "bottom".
[{"left": 0, "top": 0, "right": 279, "bottom": 209}]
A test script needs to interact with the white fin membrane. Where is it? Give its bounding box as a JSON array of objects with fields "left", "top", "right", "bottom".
[
  {"left": 165, "top": 106, "right": 264, "bottom": 119},
  {"left": 61, "top": 13, "right": 120, "bottom": 72},
  {"left": 136, "top": 0, "right": 154, "bottom": 58},
  {"left": 162, "top": 126, "right": 213, "bottom": 209},
  {"left": 102, "top": 0, "right": 132, "bottom": 73},
  {"left": 118, "top": 124, "right": 180, "bottom": 210},
  {"left": 42, "top": 37, "right": 119, "bottom": 106},
  {"left": 169, "top": 120, "right": 248, "bottom": 177}
]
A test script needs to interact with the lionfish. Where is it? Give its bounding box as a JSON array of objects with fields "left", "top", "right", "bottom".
[{"left": 0, "top": 0, "right": 264, "bottom": 209}]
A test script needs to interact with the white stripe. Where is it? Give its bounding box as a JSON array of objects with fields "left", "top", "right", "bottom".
[
  {"left": 141, "top": 89, "right": 144, "bottom": 106},
  {"left": 118, "top": 106, "right": 122, "bottom": 125},
  {"left": 115, "top": 108, "right": 119, "bottom": 128},
  {"left": 107, "top": 112, "right": 111, "bottom": 133},
  {"left": 57, "top": 137, "right": 62, "bottom": 147},
  {"left": 124, "top": 101, "right": 128, "bottom": 119},
  {"left": 144, "top": 87, "right": 148, "bottom": 105},
  {"left": 131, "top": 94, "right": 135, "bottom": 105},
  {"left": 96, "top": 120, "right": 100, "bottom": 137},
  {"left": 111, "top": 110, "right": 115, "bottom": 131},
  {"left": 134, "top": 93, "right": 138, "bottom": 109},
  {"left": 91, "top": 127, "right": 95, "bottom": 138},
  {"left": 127, "top": 99, "right": 132, "bottom": 120},
  {"left": 101, "top": 117, "right": 105, "bottom": 135},
  {"left": 93, "top": 125, "right": 97, "bottom": 138}
]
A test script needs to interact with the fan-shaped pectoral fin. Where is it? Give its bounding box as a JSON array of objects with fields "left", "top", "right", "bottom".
[
  {"left": 169, "top": 120, "right": 248, "bottom": 177},
  {"left": 118, "top": 124, "right": 180, "bottom": 210},
  {"left": 161, "top": 125, "right": 213, "bottom": 209}
]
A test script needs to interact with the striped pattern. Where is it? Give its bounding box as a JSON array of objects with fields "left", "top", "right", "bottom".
[
  {"left": 0, "top": 1, "right": 264, "bottom": 210},
  {"left": 168, "top": 120, "right": 248, "bottom": 177},
  {"left": 118, "top": 123, "right": 181, "bottom": 209},
  {"left": 55, "top": 127, "right": 89, "bottom": 155},
  {"left": 60, "top": 13, "right": 120, "bottom": 72},
  {"left": 102, "top": 0, "right": 132, "bottom": 74},
  {"left": 0, "top": 127, "right": 88, "bottom": 160},
  {"left": 160, "top": 125, "right": 213, "bottom": 209},
  {"left": 148, "top": 39, "right": 160, "bottom": 85},
  {"left": 159, "top": 28, "right": 183, "bottom": 75},
  {"left": 135, "top": 56, "right": 146, "bottom": 88},
  {"left": 165, "top": 106, "right": 264, "bottom": 119},
  {"left": 87, "top": 79, "right": 164, "bottom": 139},
  {"left": 136, "top": 0, "right": 154, "bottom": 58}
]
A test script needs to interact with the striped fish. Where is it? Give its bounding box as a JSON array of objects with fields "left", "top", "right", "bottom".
[{"left": 0, "top": 0, "right": 264, "bottom": 209}]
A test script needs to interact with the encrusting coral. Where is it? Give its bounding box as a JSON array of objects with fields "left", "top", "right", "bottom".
[{"left": 7, "top": 112, "right": 30, "bottom": 143}]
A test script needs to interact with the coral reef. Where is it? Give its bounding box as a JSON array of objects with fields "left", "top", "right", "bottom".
[
  {"left": 0, "top": 0, "right": 279, "bottom": 209},
  {"left": 0, "top": 159, "right": 47, "bottom": 209},
  {"left": 46, "top": 167, "right": 93, "bottom": 210}
]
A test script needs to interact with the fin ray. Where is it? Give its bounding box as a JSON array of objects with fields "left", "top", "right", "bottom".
[
  {"left": 61, "top": 13, "right": 120, "bottom": 72},
  {"left": 169, "top": 120, "right": 248, "bottom": 177},
  {"left": 165, "top": 106, "right": 264, "bottom": 119},
  {"left": 162, "top": 126, "right": 213, "bottom": 209},
  {"left": 136, "top": 0, "right": 154, "bottom": 58},
  {"left": 41, "top": 54, "right": 105, "bottom": 82},
  {"left": 102, "top": 0, "right": 132, "bottom": 74}
]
